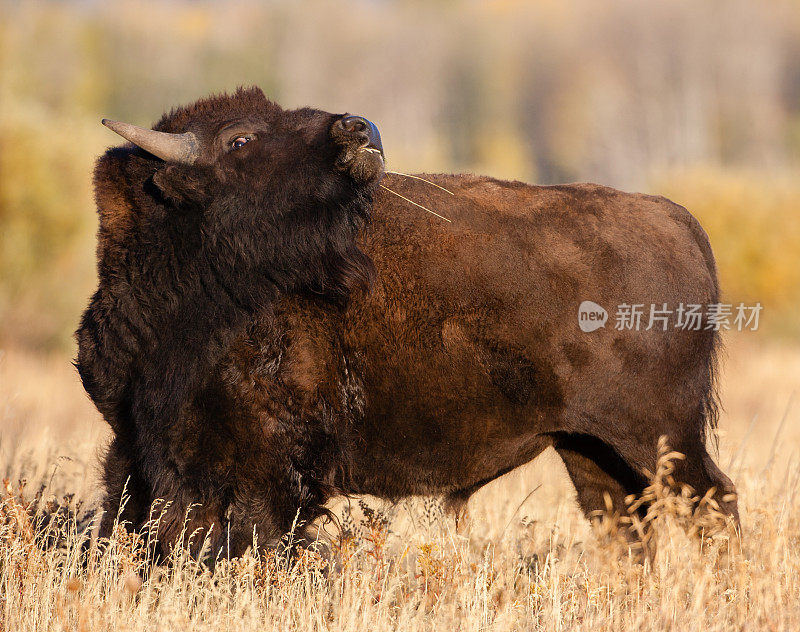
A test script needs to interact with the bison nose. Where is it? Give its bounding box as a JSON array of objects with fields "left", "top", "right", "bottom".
[
  {"left": 339, "top": 115, "right": 384, "bottom": 157},
  {"left": 341, "top": 115, "right": 369, "bottom": 134}
]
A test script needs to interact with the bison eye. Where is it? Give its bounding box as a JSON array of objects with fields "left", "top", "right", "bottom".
[{"left": 231, "top": 136, "right": 252, "bottom": 150}]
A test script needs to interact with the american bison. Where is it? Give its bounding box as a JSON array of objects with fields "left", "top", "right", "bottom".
[{"left": 76, "top": 87, "right": 738, "bottom": 559}]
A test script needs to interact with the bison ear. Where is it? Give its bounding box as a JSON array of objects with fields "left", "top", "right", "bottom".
[{"left": 152, "top": 165, "right": 210, "bottom": 205}]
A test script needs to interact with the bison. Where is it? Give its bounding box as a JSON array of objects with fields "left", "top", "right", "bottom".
[{"left": 76, "top": 87, "right": 738, "bottom": 560}]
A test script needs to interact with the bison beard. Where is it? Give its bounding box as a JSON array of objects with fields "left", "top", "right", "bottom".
[{"left": 76, "top": 87, "right": 738, "bottom": 561}]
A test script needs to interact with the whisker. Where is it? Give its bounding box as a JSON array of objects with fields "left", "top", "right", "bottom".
[
  {"left": 384, "top": 171, "right": 455, "bottom": 195},
  {"left": 379, "top": 185, "right": 452, "bottom": 223}
]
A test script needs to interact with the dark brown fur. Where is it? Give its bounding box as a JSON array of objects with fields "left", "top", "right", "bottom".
[{"left": 76, "top": 88, "right": 737, "bottom": 559}]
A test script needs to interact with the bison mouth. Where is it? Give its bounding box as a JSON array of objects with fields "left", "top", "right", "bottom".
[{"left": 332, "top": 115, "right": 385, "bottom": 184}]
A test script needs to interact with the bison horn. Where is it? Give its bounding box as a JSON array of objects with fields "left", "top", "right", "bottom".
[{"left": 102, "top": 119, "right": 200, "bottom": 165}]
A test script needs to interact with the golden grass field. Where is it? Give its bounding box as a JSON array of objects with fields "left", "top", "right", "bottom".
[{"left": 1, "top": 335, "right": 799, "bottom": 631}]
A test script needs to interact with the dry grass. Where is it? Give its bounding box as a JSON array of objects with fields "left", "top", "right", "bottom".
[{"left": 1, "top": 337, "right": 799, "bottom": 631}]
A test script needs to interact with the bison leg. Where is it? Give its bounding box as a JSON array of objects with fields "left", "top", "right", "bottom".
[
  {"left": 594, "top": 419, "right": 740, "bottom": 530},
  {"left": 222, "top": 466, "right": 331, "bottom": 559},
  {"left": 224, "top": 489, "right": 287, "bottom": 556},
  {"left": 566, "top": 425, "right": 740, "bottom": 543},
  {"left": 553, "top": 433, "right": 652, "bottom": 557},
  {"left": 99, "top": 438, "right": 227, "bottom": 561},
  {"left": 670, "top": 440, "right": 740, "bottom": 529},
  {"left": 98, "top": 437, "right": 150, "bottom": 540}
]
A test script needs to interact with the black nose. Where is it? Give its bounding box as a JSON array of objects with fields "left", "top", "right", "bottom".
[
  {"left": 341, "top": 115, "right": 369, "bottom": 133},
  {"left": 340, "top": 115, "right": 383, "bottom": 156}
]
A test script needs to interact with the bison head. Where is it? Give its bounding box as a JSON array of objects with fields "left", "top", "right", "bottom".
[
  {"left": 79, "top": 87, "right": 383, "bottom": 439},
  {"left": 96, "top": 86, "right": 382, "bottom": 309}
]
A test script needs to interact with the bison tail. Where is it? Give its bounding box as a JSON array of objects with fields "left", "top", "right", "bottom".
[
  {"left": 684, "top": 203, "right": 723, "bottom": 453},
  {"left": 701, "top": 323, "right": 724, "bottom": 454}
]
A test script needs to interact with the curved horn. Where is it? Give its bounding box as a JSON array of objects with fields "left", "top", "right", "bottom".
[{"left": 102, "top": 119, "right": 200, "bottom": 165}]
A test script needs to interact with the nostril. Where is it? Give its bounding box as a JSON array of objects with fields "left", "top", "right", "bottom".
[
  {"left": 341, "top": 115, "right": 369, "bottom": 134},
  {"left": 336, "top": 114, "right": 384, "bottom": 158}
]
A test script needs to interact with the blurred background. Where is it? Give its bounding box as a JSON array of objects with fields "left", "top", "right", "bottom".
[{"left": 1, "top": 0, "right": 799, "bottom": 351}]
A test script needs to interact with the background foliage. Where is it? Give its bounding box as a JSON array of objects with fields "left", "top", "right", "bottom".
[{"left": 1, "top": 0, "right": 799, "bottom": 349}]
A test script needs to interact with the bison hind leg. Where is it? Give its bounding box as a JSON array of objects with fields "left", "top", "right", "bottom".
[
  {"left": 555, "top": 427, "right": 740, "bottom": 559},
  {"left": 671, "top": 440, "right": 740, "bottom": 530},
  {"left": 552, "top": 432, "right": 653, "bottom": 559}
]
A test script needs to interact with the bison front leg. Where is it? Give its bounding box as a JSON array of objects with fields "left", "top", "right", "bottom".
[
  {"left": 222, "top": 455, "right": 333, "bottom": 559},
  {"left": 99, "top": 438, "right": 226, "bottom": 561},
  {"left": 216, "top": 326, "right": 345, "bottom": 559},
  {"left": 98, "top": 436, "right": 151, "bottom": 540}
]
